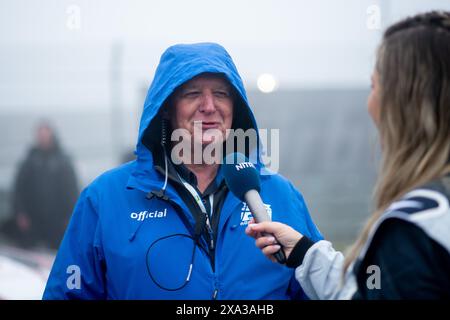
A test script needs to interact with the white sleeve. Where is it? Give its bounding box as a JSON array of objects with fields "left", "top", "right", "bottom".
[{"left": 294, "top": 240, "right": 348, "bottom": 300}]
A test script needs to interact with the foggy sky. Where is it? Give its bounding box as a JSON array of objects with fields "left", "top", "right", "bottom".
[{"left": 1, "top": 0, "right": 449, "bottom": 111}]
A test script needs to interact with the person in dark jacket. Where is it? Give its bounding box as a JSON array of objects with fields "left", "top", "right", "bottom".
[
  {"left": 8, "top": 121, "right": 79, "bottom": 250},
  {"left": 246, "top": 11, "right": 450, "bottom": 299}
]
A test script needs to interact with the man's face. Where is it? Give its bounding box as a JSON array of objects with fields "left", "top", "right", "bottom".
[{"left": 170, "top": 74, "right": 234, "bottom": 146}]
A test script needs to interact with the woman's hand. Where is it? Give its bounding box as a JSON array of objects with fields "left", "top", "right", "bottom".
[{"left": 245, "top": 218, "right": 303, "bottom": 263}]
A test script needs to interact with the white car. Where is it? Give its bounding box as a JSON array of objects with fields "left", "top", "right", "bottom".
[{"left": 0, "top": 245, "right": 55, "bottom": 300}]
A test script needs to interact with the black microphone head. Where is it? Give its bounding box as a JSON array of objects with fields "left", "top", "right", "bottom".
[{"left": 223, "top": 153, "right": 261, "bottom": 201}]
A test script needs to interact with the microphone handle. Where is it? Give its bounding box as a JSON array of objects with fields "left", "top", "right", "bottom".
[{"left": 245, "top": 190, "right": 286, "bottom": 264}]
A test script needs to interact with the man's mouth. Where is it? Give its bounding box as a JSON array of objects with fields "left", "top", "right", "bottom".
[{"left": 193, "top": 121, "right": 220, "bottom": 129}]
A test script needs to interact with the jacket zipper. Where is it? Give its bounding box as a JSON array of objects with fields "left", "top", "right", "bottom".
[{"left": 205, "top": 214, "right": 215, "bottom": 251}]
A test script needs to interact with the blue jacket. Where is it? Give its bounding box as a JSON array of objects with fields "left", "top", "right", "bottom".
[{"left": 43, "top": 43, "right": 323, "bottom": 300}]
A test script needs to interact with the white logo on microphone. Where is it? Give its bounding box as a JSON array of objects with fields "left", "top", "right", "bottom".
[
  {"left": 235, "top": 162, "right": 255, "bottom": 171},
  {"left": 240, "top": 203, "right": 272, "bottom": 226}
]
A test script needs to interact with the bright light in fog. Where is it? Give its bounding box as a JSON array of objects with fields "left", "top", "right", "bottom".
[{"left": 257, "top": 74, "right": 278, "bottom": 93}]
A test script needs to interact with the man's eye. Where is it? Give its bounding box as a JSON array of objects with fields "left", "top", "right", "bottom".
[
  {"left": 184, "top": 91, "right": 200, "bottom": 98},
  {"left": 214, "top": 91, "right": 230, "bottom": 98}
]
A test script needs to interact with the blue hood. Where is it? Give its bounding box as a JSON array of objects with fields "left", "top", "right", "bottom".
[{"left": 130, "top": 43, "right": 263, "bottom": 190}]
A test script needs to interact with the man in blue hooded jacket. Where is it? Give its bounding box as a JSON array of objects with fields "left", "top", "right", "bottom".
[{"left": 43, "top": 43, "right": 322, "bottom": 299}]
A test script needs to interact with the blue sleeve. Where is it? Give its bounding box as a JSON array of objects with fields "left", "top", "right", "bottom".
[{"left": 42, "top": 187, "right": 106, "bottom": 300}]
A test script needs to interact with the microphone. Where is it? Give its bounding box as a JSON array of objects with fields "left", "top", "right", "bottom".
[{"left": 223, "top": 153, "right": 286, "bottom": 264}]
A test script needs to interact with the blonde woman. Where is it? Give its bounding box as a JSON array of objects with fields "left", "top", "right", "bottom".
[{"left": 246, "top": 11, "right": 450, "bottom": 299}]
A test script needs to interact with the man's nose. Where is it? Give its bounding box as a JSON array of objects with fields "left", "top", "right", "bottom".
[{"left": 199, "top": 92, "right": 216, "bottom": 113}]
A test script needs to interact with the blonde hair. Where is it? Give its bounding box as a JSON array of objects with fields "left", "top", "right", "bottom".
[{"left": 343, "top": 11, "right": 450, "bottom": 274}]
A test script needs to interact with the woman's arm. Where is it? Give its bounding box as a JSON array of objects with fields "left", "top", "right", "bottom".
[{"left": 246, "top": 221, "right": 347, "bottom": 299}]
